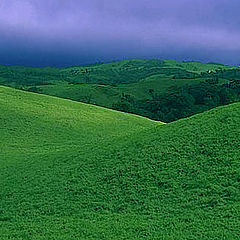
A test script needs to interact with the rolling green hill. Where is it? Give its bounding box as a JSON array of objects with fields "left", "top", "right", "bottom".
[
  {"left": 1, "top": 59, "right": 240, "bottom": 123},
  {"left": 0, "top": 86, "right": 239, "bottom": 239},
  {"left": 36, "top": 75, "right": 204, "bottom": 107},
  {"left": 0, "top": 59, "right": 236, "bottom": 88}
]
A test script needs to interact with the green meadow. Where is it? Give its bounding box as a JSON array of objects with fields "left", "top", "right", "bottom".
[{"left": 0, "top": 86, "right": 239, "bottom": 239}]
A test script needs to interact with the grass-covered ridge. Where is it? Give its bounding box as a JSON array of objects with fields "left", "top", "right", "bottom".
[
  {"left": 0, "top": 86, "right": 158, "bottom": 152},
  {"left": 0, "top": 86, "right": 240, "bottom": 239}
]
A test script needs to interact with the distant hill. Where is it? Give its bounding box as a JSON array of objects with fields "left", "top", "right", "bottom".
[
  {"left": 0, "top": 59, "right": 236, "bottom": 86},
  {"left": 0, "top": 59, "right": 240, "bottom": 122},
  {"left": 0, "top": 86, "right": 239, "bottom": 239}
]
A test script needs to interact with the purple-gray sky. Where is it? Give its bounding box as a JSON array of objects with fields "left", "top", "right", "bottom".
[{"left": 0, "top": 0, "right": 240, "bottom": 66}]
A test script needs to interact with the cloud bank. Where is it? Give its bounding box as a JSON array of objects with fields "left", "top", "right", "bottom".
[{"left": 0, "top": 0, "right": 240, "bottom": 66}]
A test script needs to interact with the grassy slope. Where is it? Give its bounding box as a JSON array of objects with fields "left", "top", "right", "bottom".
[
  {"left": 0, "top": 86, "right": 157, "bottom": 154},
  {"left": 0, "top": 86, "right": 240, "bottom": 239}
]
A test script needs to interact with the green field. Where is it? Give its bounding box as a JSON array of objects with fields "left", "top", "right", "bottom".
[{"left": 1, "top": 86, "right": 239, "bottom": 239}]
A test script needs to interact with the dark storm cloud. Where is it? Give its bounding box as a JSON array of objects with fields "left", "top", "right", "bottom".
[{"left": 0, "top": 0, "right": 240, "bottom": 66}]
